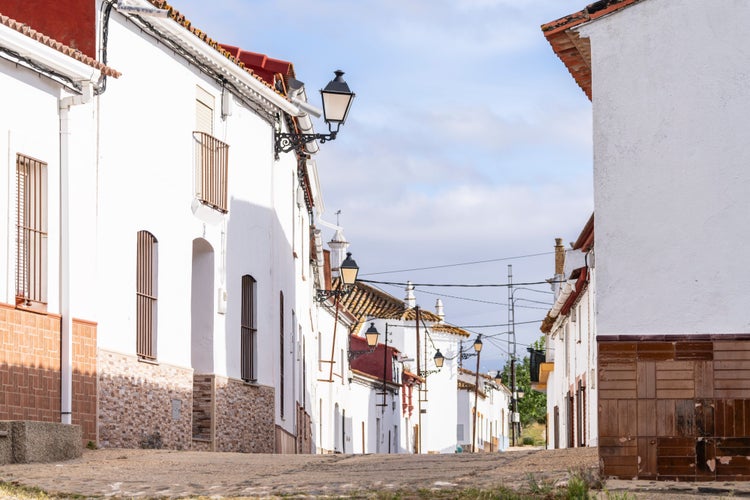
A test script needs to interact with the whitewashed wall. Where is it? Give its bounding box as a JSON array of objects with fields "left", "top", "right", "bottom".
[
  {"left": 545, "top": 267, "right": 597, "bottom": 448},
  {"left": 579, "top": 0, "right": 750, "bottom": 335},
  {"left": 0, "top": 31, "right": 99, "bottom": 323},
  {"left": 96, "top": 11, "right": 303, "bottom": 437}
]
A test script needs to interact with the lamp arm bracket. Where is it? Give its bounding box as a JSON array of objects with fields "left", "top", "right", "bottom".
[{"left": 275, "top": 130, "right": 338, "bottom": 156}]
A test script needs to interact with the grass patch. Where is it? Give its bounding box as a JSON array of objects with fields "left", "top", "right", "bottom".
[
  {"left": 519, "top": 422, "right": 546, "bottom": 447},
  {"left": 0, "top": 481, "right": 51, "bottom": 499}
]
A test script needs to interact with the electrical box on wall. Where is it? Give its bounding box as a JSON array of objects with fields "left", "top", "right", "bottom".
[{"left": 218, "top": 287, "right": 227, "bottom": 314}]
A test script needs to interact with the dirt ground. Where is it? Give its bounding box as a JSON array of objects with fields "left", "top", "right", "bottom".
[{"left": 1, "top": 446, "right": 748, "bottom": 498}]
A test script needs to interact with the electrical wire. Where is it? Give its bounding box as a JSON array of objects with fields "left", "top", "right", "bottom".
[
  {"left": 360, "top": 251, "right": 555, "bottom": 276},
  {"left": 359, "top": 278, "right": 561, "bottom": 288},
  {"left": 373, "top": 281, "right": 551, "bottom": 310}
]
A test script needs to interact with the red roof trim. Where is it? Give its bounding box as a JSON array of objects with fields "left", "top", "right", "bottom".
[
  {"left": 573, "top": 213, "right": 595, "bottom": 251},
  {"left": 541, "top": 0, "right": 645, "bottom": 100},
  {"left": 0, "top": 14, "right": 121, "bottom": 78},
  {"left": 220, "top": 44, "right": 294, "bottom": 86},
  {"left": 560, "top": 267, "right": 588, "bottom": 316}
]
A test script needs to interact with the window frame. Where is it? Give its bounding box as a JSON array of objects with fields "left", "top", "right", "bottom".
[
  {"left": 241, "top": 275, "right": 257, "bottom": 382},
  {"left": 136, "top": 230, "right": 158, "bottom": 360},
  {"left": 15, "top": 153, "right": 48, "bottom": 309}
]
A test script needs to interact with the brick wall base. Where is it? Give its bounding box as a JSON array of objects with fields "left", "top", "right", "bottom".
[
  {"left": 97, "top": 350, "right": 192, "bottom": 450},
  {"left": 598, "top": 336, "right": 750, "bottom": 481},
  {"left": 0, "top": 304, "right": 97, "bottom": 445}
]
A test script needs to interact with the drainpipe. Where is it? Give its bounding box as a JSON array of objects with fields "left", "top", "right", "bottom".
[{"left": 58, "top": 82, "right": 94, "bottom": 425}]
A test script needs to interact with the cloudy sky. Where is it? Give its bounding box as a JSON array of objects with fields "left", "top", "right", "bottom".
[{"left": 174, "top": 0, "right": 593, "bottom": 371}]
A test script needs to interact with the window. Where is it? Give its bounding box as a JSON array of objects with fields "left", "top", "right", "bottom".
[
  {"left": 194, "top": 86, "right": 228, "bottom": 213},
  {"left": 136, "top": 231, "right": 158, "bottom": 359},
  {"left": 15, "top": 154, "right": 47, "bottom": 308},
  {"left": 241, "top": 275, "right": 257, "bottom": 382}
]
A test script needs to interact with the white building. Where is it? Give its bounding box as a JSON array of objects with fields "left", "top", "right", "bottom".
[
  {"left": 539, "top": 219, "right": 596, "bottom": 449},
  {"left": 339, "top": 283, "right": 469, "bottom": 454},
  {"left": 457, "top": 368, "right": 511, "bottom": 453},
  {"left": 543, "top": 0, "right": 750, "bottom": 479},
  {"left": 0, "top": 9, "right": 120, "bottom": 444},
  {"left": 1, "top": 0, "right": 333, "bottom": 453}
]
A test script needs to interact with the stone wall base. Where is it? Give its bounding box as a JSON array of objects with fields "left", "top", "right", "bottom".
[
  {"left": 598, "top": 336, "right": 750, "bottom": 480},
  {"left": 0, "top": 421, "right": 82, "bottom": 464},
  {"left": 97, "top": 350, "right": 192, "bottom": 450}
]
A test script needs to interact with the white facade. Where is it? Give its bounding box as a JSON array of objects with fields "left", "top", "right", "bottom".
[
  {"left": 457, "top": 369, "right": 511, "bottom": 453},
  {"left": 543, "top": 248, "right": 597, "bottom": 449},
  {"left": 579, "top": 0, "right": 750, "bottom": 336},
  {"left": 0, "top": 14, "right": 106, "bottom": 428},
  {"left": 90, "top": 2, "right": 319, "bottom": 450}
]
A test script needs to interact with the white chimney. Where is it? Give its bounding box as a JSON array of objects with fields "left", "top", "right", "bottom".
[
  {"left": 328, "top": 228, "right": 349, "bottom": 274},
  {"left": 404, "top": 281, "right": 416, "bottom": 308},
  {"left": 435, "top": 298, "right": 444, "bottom": 323}
]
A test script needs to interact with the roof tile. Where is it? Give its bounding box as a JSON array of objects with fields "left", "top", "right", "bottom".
[{"left": 0, "top": 13, "right": 121, "bottom": 78}]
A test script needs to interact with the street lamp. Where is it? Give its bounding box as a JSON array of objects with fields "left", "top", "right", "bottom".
[
  {"left": 419, "top": 349, "right": 445, "bottom": 377},
  {"left": 471, "top": 335, "right": 482, "bottom": 453},
  {"left": 348, "top": 322, "right": 380, "bottom": 360},
  {"left": 433, "top": 350, "right": 445, "bottom": 368},
  {"left": 275, "top": 70, "right": 356, "bottom": 156},
  {"left": 316, "top": 252, "right": 359, "bottom": 302}
]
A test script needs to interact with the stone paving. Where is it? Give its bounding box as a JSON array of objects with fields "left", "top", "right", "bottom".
[{"left": 1, "top": 447, "right": 750, "bottom": 498}]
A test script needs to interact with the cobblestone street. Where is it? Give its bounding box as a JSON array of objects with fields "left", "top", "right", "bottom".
[{"left": 2, "top": 447, "right": 750, "bottom": 498}]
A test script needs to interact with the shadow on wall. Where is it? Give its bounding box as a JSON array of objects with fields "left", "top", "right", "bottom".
[
  {"left": 0, "top": 308, "right": 97, "bottom": 445},
  {"left": 224, "top": 197, "right": 296, "bottom": 396},
  {"left": 0, "top": 364, "right": 97, "bottom": 445},
  {"left": 98, "top": 365, "right": 193, "bottom": 450}
]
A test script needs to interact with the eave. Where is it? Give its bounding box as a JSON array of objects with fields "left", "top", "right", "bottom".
[{"left": 541, "top": 0, "right": 645, "bottom": 101}]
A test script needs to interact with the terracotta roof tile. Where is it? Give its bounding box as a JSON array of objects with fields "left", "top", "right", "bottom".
[
  {"left": 146, "top": 1, "right": 288, "bottom": 97},
  {"left": 0, "top": 13, "right": 121, "bottom": 78},
  {"left": 541, "top": 0, "right": 645, "bottom": 100},
  {"left": 220, "top": 44, "right": 295, "bottom": 86}
]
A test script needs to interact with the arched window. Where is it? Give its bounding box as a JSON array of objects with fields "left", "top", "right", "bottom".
[
  {"left": 241, "top": 275, "right": 257, "bottom": 382},
  {"left": 136, "top": 231, "right": 158, "bottom": 360}
]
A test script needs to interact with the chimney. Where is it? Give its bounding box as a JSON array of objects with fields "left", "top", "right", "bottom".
[
  {"left": 323, "top": 249, "right": 332, "bottom": 291},
  {"left": 404, "top": 281, "right": 416, "bottom": 309},
  {"left": 435, "top": 298, "right": 445, "bottom": 323},
  {"left": 554, "top": 238, "right": 565, "bottom": 276},
  {"left": 328, "top": 228, "right": 349, "bottom": 275}
]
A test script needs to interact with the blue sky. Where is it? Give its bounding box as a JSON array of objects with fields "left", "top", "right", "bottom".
[{"left": 173, "top": 0, "right": 593, "bottom": 371}]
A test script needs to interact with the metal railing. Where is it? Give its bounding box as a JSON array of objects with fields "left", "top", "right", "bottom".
[{"left": 193, "top": 131, "right": 229, "bottom": 213}]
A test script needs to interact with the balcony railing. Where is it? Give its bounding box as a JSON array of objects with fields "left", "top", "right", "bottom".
[{"left": 193, "top": 131, "right": 229, "bottom": 213}]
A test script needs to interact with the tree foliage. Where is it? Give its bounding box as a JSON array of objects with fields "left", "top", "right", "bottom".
[{"left": 499, "top": 337, "right": 547, "bottom": 426}]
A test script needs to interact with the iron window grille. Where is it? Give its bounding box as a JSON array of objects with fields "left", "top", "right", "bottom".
[
  {"left": 136, "top": 230, "right": 158, "bottom": 360},
  {"left": 241, "top": 275, "right": 257, "bottom": 382},
  {"left": 15, "top": 154, "right": 48, "bottom": 308}
]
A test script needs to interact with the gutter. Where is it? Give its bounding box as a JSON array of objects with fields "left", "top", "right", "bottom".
[{"left": 117, "top": 0, "right": 303, "bottom": 118}]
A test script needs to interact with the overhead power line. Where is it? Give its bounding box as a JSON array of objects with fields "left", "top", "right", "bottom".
[
  {"left": 360, "top": 251, "right": 555, "bottom": 276},
  {"left": 359, "top": 278, "right": 560, "bottom": 288}
]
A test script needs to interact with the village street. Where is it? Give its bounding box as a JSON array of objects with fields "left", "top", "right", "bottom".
[{"left": 1, "top": 446, "right": 750, "bottom": 499}]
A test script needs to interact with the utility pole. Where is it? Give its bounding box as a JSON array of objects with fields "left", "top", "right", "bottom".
[
  {"left": 416, "top": 306, "right": 422, "bottom": 454},
  {"left": 472, "top": 348, "right": 481, "bottom": 452},
  {"left": 508, "top": 264, "right": 518, "bottom": 447}
]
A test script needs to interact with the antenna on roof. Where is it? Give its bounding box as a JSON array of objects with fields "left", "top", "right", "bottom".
[{"left": 116, "top": 0, "right": 169, "bottom": 17}]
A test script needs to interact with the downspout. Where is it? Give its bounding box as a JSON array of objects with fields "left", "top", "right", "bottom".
[{"left": 59, "top": 82, "right": 94, "bottom": 425}]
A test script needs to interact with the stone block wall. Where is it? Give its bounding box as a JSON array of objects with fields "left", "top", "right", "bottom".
[
  {"left": 0, "top": 420, "right": 82, "bottom": 464},
  {"left": 98, "top": 349, "right": 192, "bottom": 450},
  {"left": 0, "top": 304, "right": 97, "bottom": 444},
  {"left": 213, "top": 376, "right": 274, "bottom": 453}
]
